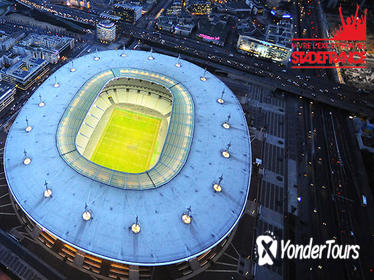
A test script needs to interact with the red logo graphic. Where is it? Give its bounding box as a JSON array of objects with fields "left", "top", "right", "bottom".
[
  {"left": 291, "top": 5, "right": 367, "bottom": 69},
  {"left": 332, "top": 5, "right": 367, "bottom": 41}
]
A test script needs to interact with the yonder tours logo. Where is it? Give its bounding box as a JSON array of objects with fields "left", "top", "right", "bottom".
[{"left": 255, "top": 234, "right": 360, "bottom": 266}]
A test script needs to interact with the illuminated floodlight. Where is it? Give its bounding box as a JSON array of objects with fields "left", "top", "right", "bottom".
[
  {"left": 222, "top": 142, "right": 231, "bottom": 158},
  {"left": 200, "top": 68, "right": 207, "bottom": 81},
  {"left": 175, "top": 54, "right": 181, "bottom": 67},
  {"left": 182, "top": 207, "right": 192, "bottom": 224},
  {"left": 53, "top": 76, "right": 59, "bottom": 88},
  {"left": 222, "top": 114, "right": 231, "bottom": 129},
  {"left": 38, "top": 94, "right": 45, "bottom": 107},
  {"left": 131, "top": 216, "right": 141, "bottom": 234},
  {"left": 217, "top": 88, "right": 225, "bottom": 104},
  {"left": 213, "top": 184, "right": 222, "bottom": 192},
  {"left": 82, "top": 210, "right": 92, "bottom": 220},
  {"left": 148, "top": 48, "right": 154, "bottom": 60},
  {"left": 70, "top": 67, "right": 76, "bottom": 72},
  {"left": 94, "top": 56, "right": 100, "bottom": 61},
  {"left": 182, "top": 213, "right": 192, "bottom": 224},
  {"left": 23, "top": 149, "right": 31, "bottom": 165},
  {"left": 213, "top": 175, "right": 223, "bottom": 192},
  {"left": 82, "top": 203, "right": 92, "bottom": 221},
  {"left": 44, "top": 180, "right": 52, "bottom": 198},
  {"left": 25, "top": 117, "right": 32, "bottom": 132}
]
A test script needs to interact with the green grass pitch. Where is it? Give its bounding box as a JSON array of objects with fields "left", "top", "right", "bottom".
[{"left": 90, "top": 108, "right": 161, "bottom": 173}]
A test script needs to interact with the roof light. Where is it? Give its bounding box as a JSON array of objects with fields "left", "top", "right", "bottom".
[
  {"left": 222, "top": 114, "right": 231, "bottom": 129},
  {"left": 182, "top": 213, "right": 192, "bottom": 224},
  {"left": 23, "top": 157, "right": 31, "bottom": 165},
  {"left": 213, "top": 175, "right": 223, "bottom": 192},
  {"left": 222, "top": 143, "right": 231, "bottom": 158},
  {"left": 53, "top": 76, "right": 60, "bottom": 88},
  {"left": 82, "top": 203, "right": 92, "bottom": 221},
  {"left": 131, "top": 216, "right": 141, "bottom": 234},
  {"left": 148, "top": 48, "right": 154, "bottom": 60},
  {"left": 200, "top": 68, "right": 207, "bottom": 81},
  {"left": 222, "top": 122, "right": 230, "bottom": 129},
  {"left": 38, "top": 94, "right": 45, "bottom": 107},
  {"left": 213, "top": 184, "right": 222, "bottom": 192},
  {"left": 44, "top": 180, "right": 52, "bottom": 198},
  {"left": 217, "top": 88, "right": 225, "bottom": 104},
  {"left": 70, "top": 68, "right": 76, "bottom": 72},
  {"left": 175, "top": 54, "right": 181, "bottom": 67},
  {"left": 23, "top": 149, "right": 31, "bottom": 165},
  {"left": 25, "top": 117, "right": 32, "bottom": 132},
  {"left": 182, "top": 207, "right": 192, "bottom": 224}
]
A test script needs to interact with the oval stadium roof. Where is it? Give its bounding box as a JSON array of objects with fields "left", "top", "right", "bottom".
[{"left": 4, "top": 50, "right": 252, "bottom": 266}]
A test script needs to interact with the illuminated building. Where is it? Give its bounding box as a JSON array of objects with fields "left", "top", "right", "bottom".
[
  {"left": 0, "top": 56, "right": 49, "bottom": 90},
  {"left": 113, "top": 3, "right": 142, "bottom": 24},
  {"left": 187, "top": 0, "right": 211, "bottom": 15},
  {"left": 66, "top": 0, "right": 91, "bottom": 9},
  {"left": 237, "top": 34, "right": 292, "bottom": 63},
  {"left": 166, "top": 0, "right": 182, "bottom": 15},
  {"left": 13, "top": 34, "right": 75, "bottom": 64},
  {"left": 96, "top": 20, "right": 116, "bottom": 43},
  {"left": 4, "top": 50, "right": 251, "bottom": 280},
  {"left": 0, "top": 81, "right": 16, "bottom": 112}
]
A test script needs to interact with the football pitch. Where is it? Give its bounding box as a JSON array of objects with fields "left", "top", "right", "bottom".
[{"left": 90, "top": 107, "right": 161, "bottom": 173}]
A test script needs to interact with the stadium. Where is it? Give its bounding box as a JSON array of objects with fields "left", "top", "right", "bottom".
[{"left": 4, "top": 50, "right": 251, "bottom": 279}]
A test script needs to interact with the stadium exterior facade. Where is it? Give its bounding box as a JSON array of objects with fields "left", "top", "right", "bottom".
[{"left": 4, "top": 50, "right": 252, "bottom": 279}]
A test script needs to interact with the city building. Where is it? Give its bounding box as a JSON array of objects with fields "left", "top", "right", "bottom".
[
  {"left": 187, "top": 0, "right": 211, "bottom": 15},
  {"left": 13, "top": 34, "right": 75, "bottom": 64},
  {"left": 66, "top": 0, "right": 91, "bottom": 9},
  {"left": 0, "top": 81, "right": 16, "bottom": 112},
  {"left": 236, "top": 14, "right": 294, "bottom": 63},
  {"left": 4, "top": 50, "right": 251, "bottom": 280},
  {"left": 237, "top": 34, "right": 292, "bottom": 63},
  {"left": 0, "top": 56, "right": 49, "bottom": 90},
  {"left": 197, "top": 16, "right": 227, "bottom": 46},
  {"left": 166, "top": 0, "right": 182, "bottom": 15},
  {"left": 156, "top": 14, "right": 195, "bottom": 36},
  {"left": 0, "top": 31, "right": 25, "bottom": 52},
  {"left": 96, "top": 20, "right": 116, "bottom": 43},
  {"left": 113, "top": 3, "right": 142, "bottom": 24}
]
